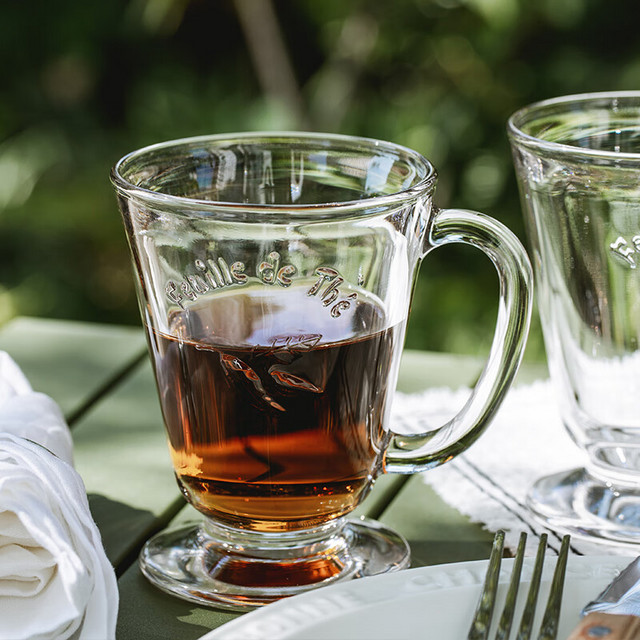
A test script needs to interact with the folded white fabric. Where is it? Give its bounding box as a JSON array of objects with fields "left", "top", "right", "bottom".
[
  {"left": 0, "top": 351, "right": 118, "bottom": 640},
  {"left": 0, "top": 352, "right": 74, "bottom": 465},
  {"left": 391, "top": 380, "right": 633, "bottom": 557}
]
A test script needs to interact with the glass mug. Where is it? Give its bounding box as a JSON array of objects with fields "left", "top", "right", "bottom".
[
  {"left": 111, "top": 132, "right": 532, "bottom": 609},
  {"left": 509, "top": 92, "right": 640, "bottom": 545}
]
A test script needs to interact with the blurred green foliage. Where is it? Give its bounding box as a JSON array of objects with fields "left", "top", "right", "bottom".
[{"left": 1, "top": 0, "right": 639, "bottom": 359}]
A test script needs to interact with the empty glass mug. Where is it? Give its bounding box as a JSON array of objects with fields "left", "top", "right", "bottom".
[
  {"left": 111, "top": 132, "right": 532, "bottom": 609},
  {"left": 509, "top": 92, "right": 640, "bottom": 545}
]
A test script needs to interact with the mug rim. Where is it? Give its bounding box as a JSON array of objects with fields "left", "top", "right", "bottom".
[
  {"left": 507, "top": 90, "right": 640, "bottom": 161},
  {"left": 111, "top": 131, "right": 438, "bottom": 218}
]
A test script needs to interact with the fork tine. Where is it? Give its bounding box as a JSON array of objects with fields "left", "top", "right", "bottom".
[
  {"left": 516, "top": 533, "right": 548, "bottom": 640},
  {"left": 468, "top": 530, "right": 506, "bottom": 640},
  {"left": 536, "top": 535, "right": 570, "bottom": 640},
  {"left": 495, "top": 531, "right": 527, "bottom": 640}
]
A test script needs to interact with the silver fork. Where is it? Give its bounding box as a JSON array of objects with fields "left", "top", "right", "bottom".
[{"left": 468, "top": 530, "right": 571, "bottom": 640}]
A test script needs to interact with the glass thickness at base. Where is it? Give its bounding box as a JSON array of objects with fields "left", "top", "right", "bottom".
[
  {"left": 139, "top": 516, "right": 410, "bottom": 611},
  {"left": 527, "top": 467, "right": 640, "bottom": 547}
]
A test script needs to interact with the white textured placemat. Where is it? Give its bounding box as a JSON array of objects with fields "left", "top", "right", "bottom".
[{"left": 391, "top": 380, "right": 633, "bottom": 557}]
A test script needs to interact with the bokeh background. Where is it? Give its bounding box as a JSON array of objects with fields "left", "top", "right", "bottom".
[{"left": 2, "top": 0, "right": 638, "bottom": 360}]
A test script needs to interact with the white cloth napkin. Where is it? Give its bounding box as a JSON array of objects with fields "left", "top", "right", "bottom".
[
  {"left": 391, "top": 379, "right": 636, "bottom": 557},
  {"left": 0, "top": 352, "right": 118, "bottom": 640}
]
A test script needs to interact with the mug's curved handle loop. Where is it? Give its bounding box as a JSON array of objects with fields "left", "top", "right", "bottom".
[{"left": 385, "top": 208, "right": 533, "bottom": 474}]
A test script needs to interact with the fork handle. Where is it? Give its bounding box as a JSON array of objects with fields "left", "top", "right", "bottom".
[{"left": 567, "top": 613, "right": 640, "bottom": 639}]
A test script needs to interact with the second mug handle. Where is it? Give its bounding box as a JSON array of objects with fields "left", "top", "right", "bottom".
[{"left": 384, "top": 207, "right": 533, "bottom": 474}]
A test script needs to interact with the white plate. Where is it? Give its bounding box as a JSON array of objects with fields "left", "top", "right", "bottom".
[{"left": 202, "top": 555, "right": 635, "bottom": 640}]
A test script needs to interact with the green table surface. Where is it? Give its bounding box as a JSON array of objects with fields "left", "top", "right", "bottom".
[{"left": 0, "top": 316, "right": 549, "bottom": 640}]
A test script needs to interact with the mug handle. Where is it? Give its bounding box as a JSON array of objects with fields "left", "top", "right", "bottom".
[{"left": 385, "top": 207, "right": 533, "bottom": 473}]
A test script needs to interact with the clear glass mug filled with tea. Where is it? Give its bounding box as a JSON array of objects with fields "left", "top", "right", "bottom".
[{"left": 111, "top": 132, "right": 532, "bottom": 609}]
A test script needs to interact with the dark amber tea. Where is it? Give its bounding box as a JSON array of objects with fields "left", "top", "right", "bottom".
[{"left": 146, "top": 287, "right": 402, "bottom": 532}]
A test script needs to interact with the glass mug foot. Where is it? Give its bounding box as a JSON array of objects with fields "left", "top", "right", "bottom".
[
  {"left": 527, "top": 467, "right": 640, "bottom": 546},
  {"left": 139, "top": 516, "right": 410, "bottom": 610}
]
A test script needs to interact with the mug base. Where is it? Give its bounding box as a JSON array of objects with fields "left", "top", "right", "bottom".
[
  {"left": 527, "top": 467, "right": 640, "bottom": 546},
  {"left": 139, "top": 516, "right": 410, "bottom": 610}
]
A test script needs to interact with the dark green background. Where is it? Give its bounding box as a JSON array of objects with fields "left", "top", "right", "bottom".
[{"left": 1, "top": 0, "right": 636, "bottom": 359}]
